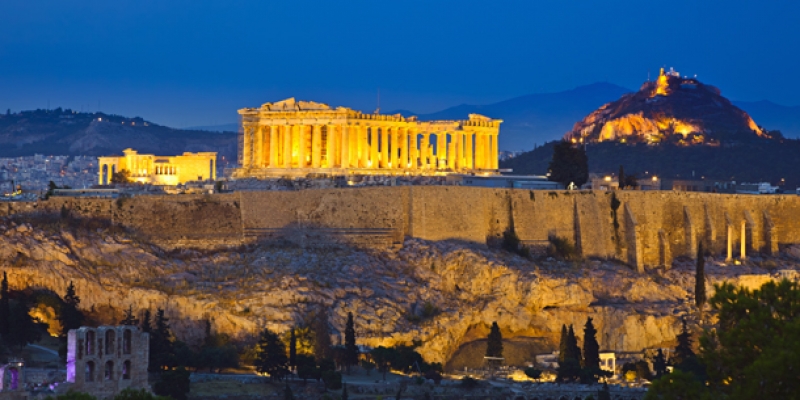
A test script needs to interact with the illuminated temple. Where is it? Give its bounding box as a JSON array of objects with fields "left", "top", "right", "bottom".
[
  {"left": 232, "top": 98, "right": 501, "bottom": 177},
  {"left": 98, "top": 149, "right": 217, "bottom": 185}
]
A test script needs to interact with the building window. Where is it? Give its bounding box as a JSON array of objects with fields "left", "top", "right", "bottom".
[
  {"left": 123, "top": 329, "right": 132, "bottom": 355},
  {"left": 86, "top": 331, "right": 95, "bottom": 355},
  {"left": 105, "top": 330, "right": 116, "bottom": 356},
  {"left": 104, "top": 361, "right": 114, "bottom": 380},
  {"left": 122, "top": 360, "right": 131, "bottom": 380},
  {"left": 86, "top": 361, "right": 95, "bottom": 382}
]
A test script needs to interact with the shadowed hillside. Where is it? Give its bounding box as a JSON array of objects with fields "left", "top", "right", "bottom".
[{"left": 0, "top": 108, "right": 237, "bottom": 162}]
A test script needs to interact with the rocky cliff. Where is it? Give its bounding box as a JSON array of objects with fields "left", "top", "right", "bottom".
[{"left": 1, "top": 217, "right": 796, "bottom": 369}]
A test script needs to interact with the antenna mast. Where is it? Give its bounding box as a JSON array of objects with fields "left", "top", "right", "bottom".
[{"left": 374, "top": 88, "right": 380, "bottom": 114}]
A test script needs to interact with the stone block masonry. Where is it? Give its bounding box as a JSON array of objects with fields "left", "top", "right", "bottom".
[{"left": 3, "top": 188, "right": 800, "bottom": 269}]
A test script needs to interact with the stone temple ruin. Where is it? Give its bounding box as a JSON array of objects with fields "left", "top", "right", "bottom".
[{"left": 0, "top": 326, "right": 149, "bottom": 400}]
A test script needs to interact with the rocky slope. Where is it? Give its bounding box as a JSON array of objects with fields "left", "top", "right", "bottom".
[{"left": 1, "top": 217, "right": 797, "bottom": 367}]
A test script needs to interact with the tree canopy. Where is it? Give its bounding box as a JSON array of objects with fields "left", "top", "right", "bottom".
[
  {"left": 255, "top": 328, "right": 289, "bottom": 380},
  {"left": 548, "top": 140, "right": 588, "bottom": 188}
]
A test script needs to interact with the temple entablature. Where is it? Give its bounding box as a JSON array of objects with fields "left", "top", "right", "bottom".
[{"left": 233, "top": 98, "right": 502, "bottom": 178}]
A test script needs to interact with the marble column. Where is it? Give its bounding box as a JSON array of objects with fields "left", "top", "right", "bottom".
[
  {"left": 475, "top": 134, "right": 483, "bottom": 169},
  {"left": 740, "top": 220, "right": 747, "bottom": 260},
  {"left": 490, "top": 133, "right": 498, "bottom": 169},
  {"left": 326, "top": 125, "right": 336, "bottom": 168},
  {"left": 283, "top": 125, "right": 292, "bottom": 168},
  {"left": 241, "top": 124, "right": 252, "bottom": 168},
  {"left": 269, "top": 125, "right": 278, "bottom": 168},
  {"left": 436, "top": 132, "right": 446, "bottom": 169},
  {"left": 391, "top": 128, "right": 399, "bottom": 168},
  {"left": 370, "top": 127, "right": 379, "bottom": 168},
  {"left": 341, "top": 125, "right": 350, "bottom": 169},
  {"left": 466, "top": 132, "right": 473, "bottom": 169},
  {"left": 420, "top": 134, "right": 429, "bottom": 169},
  {"left": 380, "top": 127, "right": 389, "bottom": 168},
  {"left": 454, "top": 132, "right": 462, "bottom": 170},
  {"left": 399, "top": 128, "right": 408, "bottom": 169},
  {"left": 311, "top": 125, "right": 322, "bottom": 168}
]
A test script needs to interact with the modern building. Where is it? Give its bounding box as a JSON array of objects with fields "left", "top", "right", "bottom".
[
  {"left": 98, "top": 149, "right": 217, "bottom": 185},
  {"left": 232, "top": 98, "right": 502, "bottom": 178}
]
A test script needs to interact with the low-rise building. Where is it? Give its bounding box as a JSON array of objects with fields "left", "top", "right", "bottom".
[{"left": 98, "top": 148, "right": 217, "bottom": 186}]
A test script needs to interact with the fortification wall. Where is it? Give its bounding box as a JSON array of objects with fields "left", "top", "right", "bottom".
[{"left": 3, "top": 188, "right": 800, "bottom": 268}]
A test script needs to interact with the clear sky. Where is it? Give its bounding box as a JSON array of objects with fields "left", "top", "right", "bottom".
[{"left": 2, "top": 0, "right": 798, "bottom": 128}]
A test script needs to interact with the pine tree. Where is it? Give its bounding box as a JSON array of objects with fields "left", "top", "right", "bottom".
[
  {"left": 288, "top": 328, "right": 297, "bottom": 369},
  {"left": 150, "top": 308, "right": 175, "bottom": 371},
  {"left": 141, "top": 309, "right": 152, "bottom": 334},
  {"left": 255, "top": 328, "right": 289, "bottom": 380},
  {"left": 486, "top": 321, "right": 503, "bottom": 358},
  {"left": 59, "top": 281, "right": 84, "bottom": 336},
  {"left": 120, "top": 305, "right": 139, "bottom": 325},
  {"left": 582, "top": 317, "right": 600, "bottom": 371},
  {"left": 0, "top": 271, "right": 10, "bottom": 340},
  {"left": 548, "top": 140, "right": 589, "bottom": 188},
  {"left": 344, "top": 312, "right": 358, "bottom": 372},
  {"left": 653, "top": 349, "right": 668, "bottom": 378},
  {"left": 618, "top": 165, "right": 626, "bottom": 189},
  {"left": 695, "top": 242, "right": 706, "bottom": 309},
  {"left": 313, "top": 307, "right": 332, "bottom": 362},
  {"left": 558, "top": 324, "right": 568, "bottom": 363},
  {"left": 567, "top": 324, "right": 581, "bottom": 364}
]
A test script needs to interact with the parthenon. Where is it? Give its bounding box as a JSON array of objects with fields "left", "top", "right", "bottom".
[{"left": 232, "top": 98, "right": 501, "bottom": 177}]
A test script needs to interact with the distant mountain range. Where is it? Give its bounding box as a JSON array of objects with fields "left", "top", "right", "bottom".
[
  {"left": 0, "top": 109, "right": 238, "bottom": 165},
  {"left": 190, "top": 83, "right": 800, "bottom": 152}
]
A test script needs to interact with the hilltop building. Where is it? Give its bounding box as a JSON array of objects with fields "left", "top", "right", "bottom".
[
  {"left": 98, "top": 148, "right": 217, "bottom": 185},
  {"left": 232, "top": 98, "right": 502, "bottom": 178}
]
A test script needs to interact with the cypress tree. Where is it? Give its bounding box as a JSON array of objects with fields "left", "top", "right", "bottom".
[
  {"left": 486, "top": 321, "right": 503, "bottom": 358},
  {"left": 695, "top": 242, "right": 706, "bottom": 309},
  {"left": 141, "top": 309, "right": 152, "bottom": 334},
  {"left": 344, "top": 312, "right": 358, "bottom": 372},
  {"left": 558, "top": 324, "right": 568, "bottom": 363},
  {"left": 0, "top": 271, "right": 10, "bottom": 340},
  {"left": 120, "top": 305, "right": 139, "bottom": 325},
  {"left": 618, "top": 165, "right": 626, "bottom": 189},
  {"left": 59, "top": 281, "right": 84, "bottom": 336},
  {"left": 673, "top": 318, "right": 695, "bottom": 366},
  {"left": 653, "top": 349, "right": 668, "bottom": 378},
  {"left": 582, "top": 317, "right": 600, "bottom": 370},
  {"left": 567, "top": 324, "right": 581, "bottom": 364},
  {"left": 150, "top": 308, "right": 175, "bottom": 371},
  {"left": 289, "top": 328, "right": 297, "bottom": 369},
  {"left": 313, "top": 307, "right": 332, "bottom": 362}
]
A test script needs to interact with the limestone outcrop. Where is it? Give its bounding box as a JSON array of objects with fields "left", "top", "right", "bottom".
[{"left": 1, "top": 219, "right": 797, "bottom": 367}]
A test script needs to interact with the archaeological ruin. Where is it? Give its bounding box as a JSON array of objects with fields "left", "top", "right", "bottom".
[
  {"left": 232, "top": 98, "right": 502, "bottom": 178},
  {"left": 98, "top": 148, "right": 217, "bottom": 185}
]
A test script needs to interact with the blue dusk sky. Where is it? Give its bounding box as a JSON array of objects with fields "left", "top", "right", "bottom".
[{"left": 1, "top": 0, "right": 799, "bottom": 128}]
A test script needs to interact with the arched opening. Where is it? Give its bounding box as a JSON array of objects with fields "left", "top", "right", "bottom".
[
  {"left": 105, "top": 330, "right": 116, "bottom": 356},
  {"left": 86, "top": 330, "right": 95, "bottom": 355},
  {"left": 122, "top": 360, "right": 131, "bottom": 380},
  {"left": 8, "top": 367, "right": 19, "bottom": 390},
  {"left": 104, "top": 361, "right": 114, "bottom": 380},
  {"left": 123, "top": 329, "right": 132, "bottom": 354},
  {"left": 85, "top": 361, "right": 95, "bottom": 382}
]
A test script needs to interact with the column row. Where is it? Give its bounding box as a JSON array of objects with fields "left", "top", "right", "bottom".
[{"left": 248, "top": 124, "right": 498, "bottom": 171}]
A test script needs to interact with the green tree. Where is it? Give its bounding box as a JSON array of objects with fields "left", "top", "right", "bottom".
[
  {"left": 582, "top": 317, "right": 599, "bottom": 370},
  {"left": 618, "top": 165, "right": 626, "bottom": 189},
  {"left": 344, "top": 312, "right": 358, "bottom": 373},
  {"left": 644, "top": 369, "right": 711, "bottom": 400},
  {"left": 524, "top": 367, "right": 542, "bottom": 380},
  {"left": 5, "top": 300, "right": 42, "bottom": 348},
  {"left": 672, "top": 318, "right": 697, "bottom": 371},
  {"left": 485, "top": 321, "right": 503, "bottom": 360},
  {"left": 295, "top": 354, "right": 317, "bottom": 383},
  {"left": 557, "top": 324, "right": 583, "bottom": 382},
  {"left": 695, "top": 242, "right": 706, "bottom": 309},
  {"left": 288, "top": 328, "right": 297, "bottom": 370},
  {"left": 150, "top": 308, "right": 175, "bottom": 371},
  {"left": 110, "top": 169, "right": 131, "bottom": 184},
  {"left": 567, "top": 324, "right": 581, "bottom": 364},
  {"left": 652, "top": 349, "right": 668, "bottom": 379},
  {"left": 0, "top": 271, "right": 10, "bottom": 341},
  {"left": 313, "top": 307, "right": 332, "bottom": 362},
  {"left": 557, "top": 324, "right": 568, "bottom": 363},
  {"left": 699, "top": 279, "right": 800, "bottom": 398},
  {"left": 140, "top": 309, "right": 152, "bottom": 334},
  {"left": 548, "top": 140, "right": 588, "bottom": 188},
  {"left": 113, "top": 388, "right": 170, "bottom": 400},
  {"left": 255, "top": 328, "right": 289, "bottom": 381},
  {"left": 153, "top": 367, "right": 191, "bottom": 400},
  {"left": 120, "top": 305, "right": 139, "bottom": 326},
  {"left": 59, "top": 281, "right": 84, "bottom": 336},
  {"left": 44, "top": 391, "right": 98, "bottom": 400},
  {"left": 370, "top": 346, "right": 396, "bottom": 381}
]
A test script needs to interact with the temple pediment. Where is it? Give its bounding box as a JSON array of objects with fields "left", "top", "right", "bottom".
[{"left": 261, "top": 97, "right": 332, "bottom": 111}]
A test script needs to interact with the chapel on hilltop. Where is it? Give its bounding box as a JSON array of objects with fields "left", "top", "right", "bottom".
[{"left": 232, "top": 98, "right": 502, "bottom": 178}]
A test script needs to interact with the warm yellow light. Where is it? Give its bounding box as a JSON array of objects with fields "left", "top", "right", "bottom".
[
  {"left": 604, "top": 176, "right": 612, "bottom": 182},
  {"left": 652, "top": 176, "right": 658, "bottom": 181}
]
